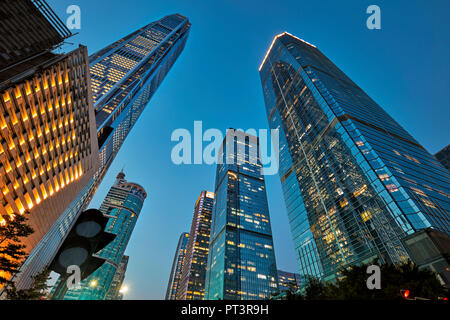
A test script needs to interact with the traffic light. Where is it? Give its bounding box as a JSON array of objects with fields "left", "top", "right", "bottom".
[
  {"left": 50, "top": 209, "right": 116, "bottom": 299},
  {"left": 400, "top": 289, "right": 410, "bottom": 299}
]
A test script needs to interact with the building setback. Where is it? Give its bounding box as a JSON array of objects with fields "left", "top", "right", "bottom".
[
  {"left": 177, "top": 191, "right": 214, "bottom": 300},
  {"left": 0, "top": 0, "right": 99, "bottom": 288},
  {"left": 205, "top": 130, "right": 279, "bottom": 300},
  {"left": 61, "top": 171, "right": 147, "bottom": 300},
  {"left": 17, "top": 13, "right": 190, "bottom": 288},
  {"left": 166, "top": 232, "right": 190, "bottom": 300},
  {"left": 259, "top": 32, "right": 450, "bottom": 283}
]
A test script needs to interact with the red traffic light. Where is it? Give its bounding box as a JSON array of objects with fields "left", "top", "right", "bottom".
[{"left": 402, "top": 289, "right": 410, "bottom": 299}]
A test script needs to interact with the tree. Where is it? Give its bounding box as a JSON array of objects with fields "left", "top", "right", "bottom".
[
  {"left": 298, "top": 261, "right": 448, "bottom": 300},
  {"left": 283, "top": 280, "right": 300, "bottom": 300},
  {"left": 4, "top": 268, "right": 52, "bottom": 300},
  {"left": 302, "top": 276, "right": 330, "bottom": 300},
  {"left": 0, "top": 211, "right": 34, "bottom": 285},
  {"left": 332, "top": 260, "right": 447, "bottom": 300},
  {"left": 269, "top": 289, "right": 281, "bottom": 300},
  {"left": 0, "top": 211, "right": 52, "bottom": 300}
]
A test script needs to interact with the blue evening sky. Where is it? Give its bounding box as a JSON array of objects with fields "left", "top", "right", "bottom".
[{"left": 48, "top": 0, "right": 449, "bottom": 299}]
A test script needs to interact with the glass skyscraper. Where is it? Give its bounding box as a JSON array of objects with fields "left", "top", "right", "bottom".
[
  {"left": 166, "top": 232, "right": 189, "bottom": 300},
  {"left": 61, "top": 171, "right": 147, "bottom": 300},
  {"left": 259, "top": 32, "right": 450, "bottom": 283},
  {"left": 205, "top": 130, "right": 279, "bottom": 300},
  {"left": 16, "top": 14, "right": 190, "bottom": 289},
  {"left": 105, "top": 255, "right": 129, "bottom": 300},
  {"left": 277, "top": 270, "right": 303, "bottom": 293},
  {"left": 177, "top": 191, "right": 215, "bottom": 300}
]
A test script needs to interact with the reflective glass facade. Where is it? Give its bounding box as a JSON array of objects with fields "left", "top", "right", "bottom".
[
  {"left": 277, "top": 270, "right": 303, "bottom": 292},
  {"left": 18, "top": 14, "right": 190, "bottom": 287},
  {"left": 177, "top": 191, "right": 214, "bottom": 300},
  {"left": 166, "top": 232, "right": 190, "bottom": 300},
  {"left": 105, "top": 255, "right": 129, "bottom": 300},
  {"left": 205, "top": 130, "right": 279, "bottom": 300},
  {"left": 259, "top": 32, "right": 450, "bottom": 282},
  {"left": 62, "top": 171, "right": 147, "bottom": 300}
]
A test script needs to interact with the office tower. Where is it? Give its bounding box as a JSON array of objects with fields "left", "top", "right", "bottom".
[
  {"left": 177, "top": 191, "right": 214, "bottom": 300},
  {"left": 402, "top": 228, "right": 450, "bottom": 288},
  {"left": 259, "top": 32, "right": 450, "bottom": 283},
  {"left": 61, "top": 171, "right": 146, "bottom": 300},
  {"left": 106, "top": 255, "right": 129, "bottom": 300},
  {"left": 277, "top": 270, "right": 302, "bottom": 293},
  {"left": 435, "top": 145, "right": 450, "bottom": 171},
  {"left": 0, "top": 0, "right": 98, "bottom": 287},
  {"left": 205, "top": 130, "right": 279, "bottom": 300},
  {"left": 0, "top": 0, "right": 72, "bottom": 81},
  {"left": 166, "top": 232, "right": 189, "bottom": 300},
  {"left": 16, "top": 13, "right": 190, "bottom": 289}
]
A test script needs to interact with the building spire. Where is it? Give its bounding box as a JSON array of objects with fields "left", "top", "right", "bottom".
[{"left": 116, "top": 169, "right": 125, "bottom": 182}]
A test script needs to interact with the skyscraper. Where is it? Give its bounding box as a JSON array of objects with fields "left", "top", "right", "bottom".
[
  {"left": 61, "top": 171, "right": 147, "bottom": 300},
  {"left": 0, "top": 0, "right": 99, "bottom": 287},
  {"left": 106, "top": 255, "right": 129, "bottom": 300},
  {"left": 205, "top": 130, "right": 279, "bottom": 300},
  {"left": 277, "top": 270, "right": 303, "bottom": 293},
  {"left": 259, "top": 32, "right": 450, "bottom": 283},
  {"left": 177, "top": 191, "right": 214, "bottom": 300},
  {"left": 166, "top": 232, "right": 189, "bottom": 300},
  {"left": 16, "top": 14, "right": 190, "bottom": 289}
]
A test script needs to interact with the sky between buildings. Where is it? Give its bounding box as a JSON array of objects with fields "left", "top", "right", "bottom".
[{"left": 48, "top": 0, "right": 450, "bottom": 299}]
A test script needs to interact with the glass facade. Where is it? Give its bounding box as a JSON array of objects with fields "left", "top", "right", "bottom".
[
  {"left": 277, "top": 270, "right": 303, "bottom": 292},
  {"left": 166, "top": 232, "right": 190, "bottom": 300},
  {"left": 435, "top": 145, "right": 450, "bottom": 171},
  {"left": 177, "top": 191, "right": 214, "bottom": 300},
  {"left": 18, "top": 14, "right": 190, "bottom": 287},
  {"left": 61, "top": 171, "right": 147, "bottom": 300},
  {"left": 105, "top": 255, "right": 129, "bottom": 300},
  {"left": 205, "top": 130, "right": 279, "bottom": 300},
  {"left": 259, "top": 32, "right": 450, "bottom": 282}
]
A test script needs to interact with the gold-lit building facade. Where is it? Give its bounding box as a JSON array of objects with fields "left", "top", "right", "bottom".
[
  {"left": 0, "top": 45, "right": 98, "bottom": 253},
  {"left": 177, "top": 191, "right": 214, "bottom": 300},
  {"left": 166, "top": 232, "right": 190, "bottom": 300}
]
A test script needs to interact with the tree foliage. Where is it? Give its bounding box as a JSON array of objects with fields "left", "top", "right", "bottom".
[
  {"left": 0, "top": 212, "right": 34, "bottom": 284},
  {"left": 297, "top": 261, "right": 447, "bottom": 300},
  {"left": 4, "top": 268, "right": 51, "bottom": 300},
  {"left": 0, "top": 211, "right": 52, "bottom": 299}
]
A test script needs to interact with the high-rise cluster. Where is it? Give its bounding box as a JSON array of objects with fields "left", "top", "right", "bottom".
[
  {"left": 2, "top": 0, "right": 449, "bottom": 302},
  {"left": 0, "top": 0, "right": 99, "bottom": 289},
  {"left": 8, "top": 6, "right": 191, "bottom": 289},
  {"left": 61, "top": 171, "right": 147, "bottom": 300},
  {"left": 168, "top": 131, "right": 280, "bottom": 300}
]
